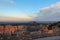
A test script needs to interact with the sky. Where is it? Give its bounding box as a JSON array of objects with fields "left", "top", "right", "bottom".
[{"left": 0, "top": 0, "right": 60, "bottom": 22}]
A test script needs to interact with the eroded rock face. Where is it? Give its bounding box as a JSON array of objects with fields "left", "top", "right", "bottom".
[{"left": 34, "top": 36, "right": 60, "bottom": 40}]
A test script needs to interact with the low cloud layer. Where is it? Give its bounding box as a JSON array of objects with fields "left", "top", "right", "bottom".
[
  {"left": 0, "top": 16, "right": 34, "bottom": 22},
  {"left": 35, "top": 2, "right": 60, "bottom": 21}
]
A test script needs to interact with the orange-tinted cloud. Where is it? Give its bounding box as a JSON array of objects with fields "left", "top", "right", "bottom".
[{"left": 0, "top": 16, "right": 34, "bottom": 22}]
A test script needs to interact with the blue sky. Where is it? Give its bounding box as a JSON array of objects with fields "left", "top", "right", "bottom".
[{"left": 0, "top": 0, "right": 60, "bottom": 21}]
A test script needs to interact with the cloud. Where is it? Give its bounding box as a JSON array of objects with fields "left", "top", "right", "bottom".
[
  {"left": 35, "top": 2, "right": 60, "bottom": 21},
  {"left": 0, "top": 16, "right": 34, "bottom": 22},
  {"left": 0, "top": 0, "right": 16, "bottom": 6}
]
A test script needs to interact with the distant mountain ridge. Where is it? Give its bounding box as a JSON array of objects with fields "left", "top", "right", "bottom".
[{"left": 0, "top": 21, "right": 58, "bottom": 24}]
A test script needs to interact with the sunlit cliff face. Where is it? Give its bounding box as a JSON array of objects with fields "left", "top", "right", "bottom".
[
  {"left": 48, "top": 30, "right": 53, "bottom": 34},
  {"left": 0, "top": 25, "right": 26, "bottom": 34}
]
